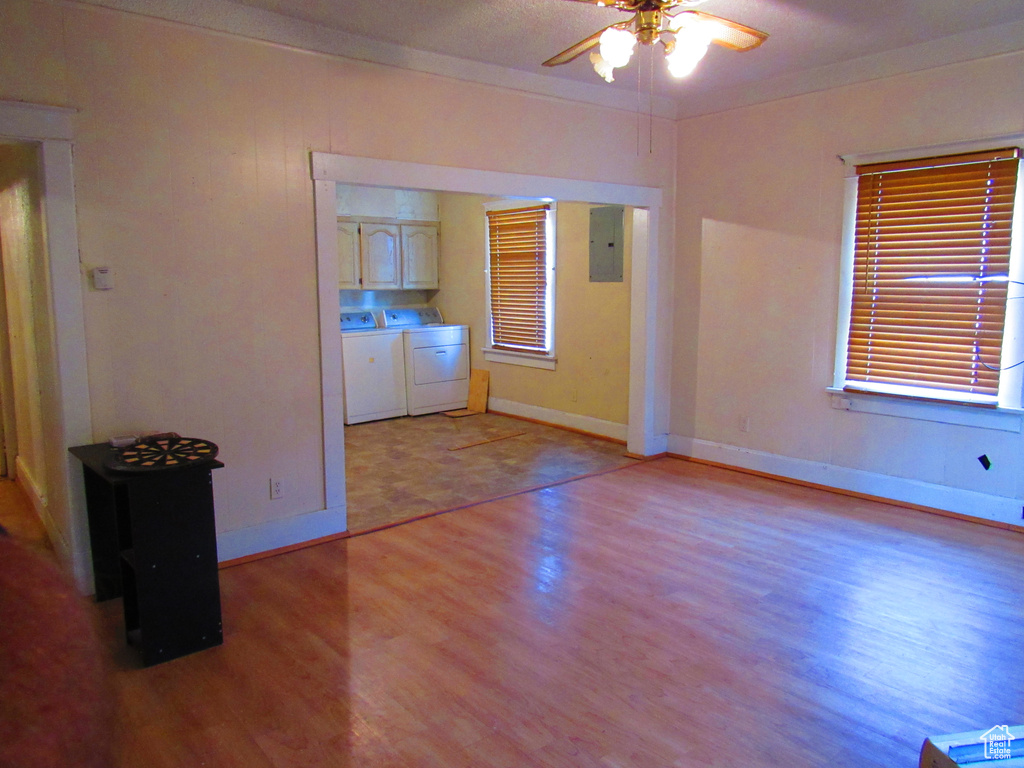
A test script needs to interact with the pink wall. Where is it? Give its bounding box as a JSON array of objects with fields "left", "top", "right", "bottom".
[
  {"left": 0, "top": 0, "right": 676, "bottom": 537},
  {"left": 673, "top": 50, "right": 1024, "bottom": 525}
]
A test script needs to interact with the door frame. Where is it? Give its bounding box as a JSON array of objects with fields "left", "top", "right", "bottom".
[
  {"left": 312, "top": 152, "right": 666, "bottom": 519},
  {"left": 0, "top": 100, "right": 93, "bottom": 590}
]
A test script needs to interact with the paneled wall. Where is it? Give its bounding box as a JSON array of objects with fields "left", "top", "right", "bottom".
[
  {"left": 0, "top": 0, "right": 674, "bottom": 548},
  {"left": 672, "top": 50, "right": 1024, "bottom": 526}
]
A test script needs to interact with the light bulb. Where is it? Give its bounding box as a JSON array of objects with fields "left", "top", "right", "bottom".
[
  {"left": 598, "top": 27, "right": 636, "bottom": 69},
  {"left": 665, "top": 22, "right": 711, "bottom": 78},
  {"left": 590, "top": 51, "right": 617, "bottom": 83},
  {"left": 665, "top": 43, "right": 708, "bottom": 77}
]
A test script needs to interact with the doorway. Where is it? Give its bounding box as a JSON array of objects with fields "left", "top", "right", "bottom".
[
  {"left": 0, "top": 141, "right": 48, "bottom": 497},
  {"left": 312, "top": 152, "right": 664, "bottom": 534},
  {"left": 0, "top": 100, "right": 93, "bottom": 591}
]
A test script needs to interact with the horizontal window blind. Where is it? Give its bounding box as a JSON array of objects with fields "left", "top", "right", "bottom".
[
  {"left": 487, "top": 204, "right": 550, "bottom": 353},
  {"left": 846, "top": 148, "right": 1020, "bottom": 398}
]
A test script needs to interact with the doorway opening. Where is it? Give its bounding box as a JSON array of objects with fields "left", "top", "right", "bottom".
[
  {"left": 0, "top": 141, "right": 48, "bottom": 498},
  {"left": 0, "top": 100, "right": 93, "bottom": 591},
  {"left": 312, "top": 152, "right": 663, "bottom": 535}
]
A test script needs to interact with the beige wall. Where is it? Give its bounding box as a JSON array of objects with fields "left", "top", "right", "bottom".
[
  {"left": 673, "top": 50, "right": 1024, "bottom": 511},
  {"left": 436, "top": 194, "right": 632, "bottom": 426},
  {"left": 0, "top": 0, "right": 675, "bottom": 539}
]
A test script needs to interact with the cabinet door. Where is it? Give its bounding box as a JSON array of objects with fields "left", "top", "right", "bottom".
[
  {"left": 396, "top": 190, "right": 439, "bottom": 221},
  {"left": 360, "top": 223, "right": 401, "bottom": 290},
  {"left": 337, "top": 221, "right": 361, "bottom": 289},
  {"left": 401, "top": 224, "right": 439, "bottom": 289}
]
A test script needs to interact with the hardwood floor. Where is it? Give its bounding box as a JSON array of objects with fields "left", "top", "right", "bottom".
[
  {"left": 93, "top": 458, "right": 1024, "bottom": 766},
  {"left": 0, "top": 478, "right": 49, "bottom": 553}
]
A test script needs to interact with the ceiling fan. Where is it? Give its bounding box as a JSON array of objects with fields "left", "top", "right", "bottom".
[{"left": 543, "top": 0, "right": 768, "bottom": 83}]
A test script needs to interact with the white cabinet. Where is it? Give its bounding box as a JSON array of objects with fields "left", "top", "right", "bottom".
[
  {"left": 336, "top": 184, "right": 438, "bottom": 221},
  {"left": 401, "top": 225, "right": 439, "bottom": 289},
  {"left": 360, "top": 223, "right": 401, "bottom": 290},
  {"left": 395, "top": 190, "right": 439, "bottom": 221},
  {"left": 338, "top": 219, "right": 439, "bottom": 290},
  {"left": 337, "top": 221, "right": 361, "bottom": 289}
]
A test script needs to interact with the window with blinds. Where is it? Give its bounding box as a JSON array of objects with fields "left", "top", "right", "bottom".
[
  {"left": 486, "top": 203, "right": 553, "bottom": 354},
  {"left": 843, "top": 147, "right": 1021, "bottom": 402}
]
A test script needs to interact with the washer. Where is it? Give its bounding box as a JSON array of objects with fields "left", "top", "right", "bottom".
[
  {"left": 340, "top": 311, "right": 407, "bottom": 425},
  {"left": 382, "top": 307, "right": 470, "bottom": 415}
]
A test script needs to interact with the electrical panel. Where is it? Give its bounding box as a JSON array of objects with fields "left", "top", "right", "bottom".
[{"left": 589, "top": 205, "right": 624, "bottom": 283}]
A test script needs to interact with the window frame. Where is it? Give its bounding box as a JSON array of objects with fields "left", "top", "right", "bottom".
[
  {"left": 831, "top": 136, "right": 1024, "bottom": 423},
  {"left": 833, "top": 135, "right": 1024, "bottom": 419},
  {"left": 482, "top": 199, "right": 557, "bottom": 370}
]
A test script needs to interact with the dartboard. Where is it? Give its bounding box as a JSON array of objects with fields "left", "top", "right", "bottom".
[{"left": 107, "top": 437, "right": 219, "bottom": 472}]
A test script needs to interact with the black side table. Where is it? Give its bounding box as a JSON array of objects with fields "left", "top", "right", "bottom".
[{"left": 69, "top": 443, "right": 224, "bottom": 666}]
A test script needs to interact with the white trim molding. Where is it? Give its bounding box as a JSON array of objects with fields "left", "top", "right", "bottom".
[
  {"left": 0, "top": 100, "right": 75, "bottom": 141},
  {"left": 0, "top": 102, "right": 93, "bottom": 592},
  {"left": 839, "top": 132, "right": 1024, "bottom": 172},
  {"left": 311, "top": 150, "right": 664, "bottom": 469},
  {"left": 15, "top": 455, "right": 47, "bottom": 519},
  {"left": 827, "top": 389, "right": 1023, "bottom": 433},
  {"left": 669, "top": 435, "right": 1024, "bottom": 530},
  {"left": 73, "top": 1, "right": 1024, "bottom": 120},
  {"left": 489, "top": 398, "right": 627, "bottom": 443},
  {"left": 216, "top": 505, "right": 348, "bottom": 563},
  {"left": 73, "top": 0, "right": 681, "bottom": 118},
  {"left": 314, "top": 179, "right": 347, "bottom": 512},
  {"left": 482, "top": 348, "right": 557, "bottom": 370},
  {"left": 312, "top": 154, "right": 663, "bottom": 209}
]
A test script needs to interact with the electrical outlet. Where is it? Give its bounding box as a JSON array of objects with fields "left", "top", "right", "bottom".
[
  {"left": 570, "top": 388, "right": 578, "bottom": 403},
  {"left": 270, "top": 478, "right": 283, "bottom": 500},
  {"left": 739, "top": 415, "right": 751, "bottom": 433}
]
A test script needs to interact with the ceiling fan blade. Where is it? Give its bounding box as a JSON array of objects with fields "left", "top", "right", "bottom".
[
  {"left": 557, "top": 0, "right": 643, "bottom": 9},
  {"left": 543, "top": 20, "right": 634, "bottom": 67},
  {"left": 676, "top": 10, "right": 768, "bottom": 51},
  {"left": 558, "top": 0, "right": 703, "bottom": 9}
]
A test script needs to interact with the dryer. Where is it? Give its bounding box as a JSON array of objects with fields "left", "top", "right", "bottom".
[{"left": 382, "top": 307, "right": 470, "bottom": 415}]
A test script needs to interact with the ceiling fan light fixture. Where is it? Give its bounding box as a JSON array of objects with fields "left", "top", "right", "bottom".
[
  {"left": 541, "top": 3, "right": 767, "bottom": 84},
  {"left": 665, "top": 43, "right": 707, "bottom": 77},
  {"left": 664, "top": 19, "right": 713, "bottom": 78},
  {"left": 598, "top": 26, "right": 636, "bottom": 68},
  {"left": 589, "top": 50, "right": 618, "bottom": 82}
]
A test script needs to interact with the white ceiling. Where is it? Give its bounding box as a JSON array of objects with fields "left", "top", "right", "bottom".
[{"left": 89, "top": 0, "right": 1024, "bottom": 118}]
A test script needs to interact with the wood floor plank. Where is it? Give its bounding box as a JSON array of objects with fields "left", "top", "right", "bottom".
[{"left": 83, "top": 457, "right": 1024, "bottom": 767}]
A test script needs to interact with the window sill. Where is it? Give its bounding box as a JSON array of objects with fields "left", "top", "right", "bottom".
[
  {"left": 826, "top": 387, "right": 1022, "bottom": 433},
  {"left": 482, "top": 348, "right": 556, "bottom": 370}
]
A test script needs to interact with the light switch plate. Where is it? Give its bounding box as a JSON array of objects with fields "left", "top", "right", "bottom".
[{"left": 91, "top": 267, "right": 113, "bottom": 290}]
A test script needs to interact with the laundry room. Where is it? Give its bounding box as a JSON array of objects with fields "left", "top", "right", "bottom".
[{"left": 336, "top": 182, "right": 636, "bottom": 532}]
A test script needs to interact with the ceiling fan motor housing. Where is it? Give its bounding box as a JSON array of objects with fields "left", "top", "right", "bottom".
[{"left": 636, "top": 10, "right": 663, "bottom": 45}]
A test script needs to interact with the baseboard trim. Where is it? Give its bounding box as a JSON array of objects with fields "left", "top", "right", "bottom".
[
  {"left": 625, "top": 451, "right": 667, "bottom": 461},
  {"left": 488, "top": 398, "right": 628, "bottom": 443},
  {"left": 14, "top": 456, "right": 45, "bottom": 516},
  {"left": 12, "top": 457, "right": 75, "bottom": 561},
  {"left": 667, "top": 436, "right": 1024, "bottom": 532},
  {"left": 219, "top": 528, "right": 350, "bottom": 568},
  {"left": 216, "top": 504, "right": 348, "bottom": 563}
]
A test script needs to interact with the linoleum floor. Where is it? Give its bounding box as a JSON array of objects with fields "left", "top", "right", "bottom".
[{"left": 344, "top": 412, "right": 637, "bottom": 533}]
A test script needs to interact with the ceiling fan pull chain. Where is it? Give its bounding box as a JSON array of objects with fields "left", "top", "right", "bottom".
[
  {"left": 649, "top": 43, "right": 655, "bottom": 154},
  {"left": 636, "top": 47, "right": 642, "bottom": 157}
]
